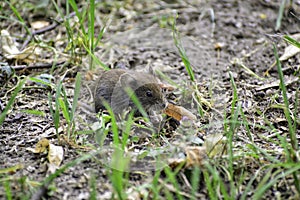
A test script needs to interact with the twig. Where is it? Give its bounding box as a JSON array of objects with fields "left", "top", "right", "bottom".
[
  {"left": 21, "top": 22, "right": 60, "bottom": 50},
  {"left": 12, "top": 61, "right": 66, "bottom": 70},
  {"left": 21, "top": 12, "right": 77, "bottom": 50}
]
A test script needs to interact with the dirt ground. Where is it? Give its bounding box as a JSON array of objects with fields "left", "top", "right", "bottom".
[{"left": 1, "top": 0, "right": 300, "bottom": 199}]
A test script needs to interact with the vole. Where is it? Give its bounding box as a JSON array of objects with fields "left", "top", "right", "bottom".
[{"left": 94, "top": 69, "right": 167, "bottom": 116}]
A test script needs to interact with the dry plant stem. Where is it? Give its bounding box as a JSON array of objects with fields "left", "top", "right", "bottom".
[
  {"left": 264, "top": 61, "right": 276, "bottom": 76},
  {"left": 180, "top": 172, "right": 193, "bottom": 189},
  {"left": 232, "top": 58, "right": 264, "bottom": 80},
  {"left": 12, "top": 61, "right": 66, "bottom": 70}
]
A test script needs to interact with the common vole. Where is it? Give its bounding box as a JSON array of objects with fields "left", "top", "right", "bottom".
[{"left": 94, "top": 69, "right": 167, "bottom": 116}]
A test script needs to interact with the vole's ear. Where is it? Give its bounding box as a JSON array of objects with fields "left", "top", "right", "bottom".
[
  {"left": 147, "top": 65, "right": 155, "bottom": 76},
  {"left": 119, "top": 72, "right": 136, "bottom": 87}
]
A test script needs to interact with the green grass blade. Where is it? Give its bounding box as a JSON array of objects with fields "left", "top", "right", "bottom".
[
  {"left": 94, "top": 22, "right": 107, "bottom": 51},
  {"left": 151, "top": 170, "right": 161, "bottom": 199},
  {"left": 89, "top": 174, "right": 97, "bottom": 200},
  {"left": 191, "top": 167, "right": 200, "bottom": 200},
  {"left": 88, "top": 0, "right": 95, "bottom": 51},
  {"left": 121, "top": 111, "right": 134, "bottom": 150},
  {"left": 110, "top": 151, "right": 129, "bottom": 199},
  {"left": 87, "top": 0, "right": 96, "bottom": 69},
  {"left": 253, "top": 164, "right": 300, "bottom": 200},
  {"left": 28, "top": 77, "right": 53, "bottom": 88},
  {"left": 294, "top": 89, "right": 299, "bottom": 133},
  {"left": 48, "top": 92, "right": 54, "bottom": 121},
  {"left": 124, "top": 87, "right": 149, "bottom": 120},
  {"left": 3, "top": 179, "right": 12, "bottom": 200},
  {"left": 82, "top": 42, "right": 109, "bottom": 70},
  {"left": 61, "top": 86, "right": 71, "bottom": 122},
  {"left": 239, "top": 107, "right": 253, "bottom": 142},
  {"left": 54, "top": 81, "right": 62, "bottom": 136},
  {"left": 203, "top": 169, "right": 216, "bottom": 199},
  {"left": 71, "top": 73, "right": 81, "bottom": 121},
  {"left": 273, "top": 44, "right": 297, "bottom": 150},
  {"left": 102, "top": 101, "right": 119, "bottom": 146},
  {"left": 58, "top": 97, "right": 70, "bottom": 123},
  {"left": 204, "top": 163, "right": 231, "bottom": 200},
  {"left": 275, "top": 0, "right": 286, "bottom": 31},
  {"left": 274, "top": 43, "right": 300, "bottom": 193},
  {"left": 68, "top": 0, "right": 80, "bottom": 18},
  {"left": 0, "top": 78, "right": 26, "bottom": 125},
  {"left": 241, "top": 166, "right": 263, "bottom": 200},
  {"left": 68, "top": 0, "right": 87, "bottom": 36},
  {"left": 164, "top": 167, "right": 183, "bottom": 200},
  {"left": 228, "top": 72, "right": 240, "bottom": 198},
  {"left": 172, "top": 15, "right": 195, "bottom": 82},
  {"left": 6, "top": 0, "right": 31, "bottom": 35},
  {"left": 283, "top": 35, "right": 300, "bottom": 49},
  {"left": 52, "top": 0, "right": 76, "bottom": 56},
  {"left": 19, "top": 109, "right": 46, "bottom": 117}
]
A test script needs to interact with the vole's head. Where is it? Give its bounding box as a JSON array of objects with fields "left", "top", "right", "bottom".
[
  {"left": 135, "top": 83, "right": 167, "bottom": 111},
  {"left": 117, "top": 71, "right": 167, "bottom": 112}
]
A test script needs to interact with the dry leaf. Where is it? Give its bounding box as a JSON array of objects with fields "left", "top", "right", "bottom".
[
  {"left": 164, "top": 103, "right": 197, "bottom": 121},
  {"left": 167, "top": 146, "right": 207, "bottom": 170},
  {"left": 168, "top": 158, "right": 186, "bottom": 170},
  {"left": 256, "top": 76, "right": 298, "bottom": 91},
  {"left": 12, "top": 45, "right": 43, "bottom": 62},
  {"left": 204, "top": 133, "right": 227, "bottom": 157},
  {"left": 30, "top": 21, "right": 50, "bottom": 30},
  {"left": 48, "top": 143, "right": 64, "bottom": 167},
  {"left": 280, "top": 45, "right": 300, "bottom": 61},
  {"left": 1, "top": 30, "right": 20, "bottom": 58},
  {"left": 26, "top": 138, "right": 49, "bottom": 153},
  {"left": 1, "top": 30, "right": 45, "bottom": 63},
  {"left": 27, "top": 138, "right": 64, "bottom": 169},
  {"left": 185, "top": 146, "right": 207, "bottom": 168},
  {"left": 280, "top": 33, "right": 300, "bottom": 61}
]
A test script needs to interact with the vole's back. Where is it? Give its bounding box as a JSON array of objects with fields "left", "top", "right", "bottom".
[{"left": 94, "top": 69, "right": 127, "bottom": 112}]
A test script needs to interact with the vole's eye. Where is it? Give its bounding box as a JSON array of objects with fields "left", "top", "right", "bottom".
[{"left": 146, "top": 90, "right": 153, "bottom": 97}]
